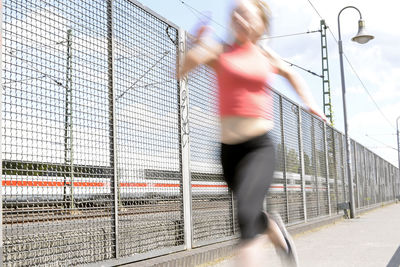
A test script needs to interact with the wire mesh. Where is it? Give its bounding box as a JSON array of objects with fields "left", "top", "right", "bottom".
[
  {"left": 281, "top": 98, "right": 303, "bottom": 224},
  {"left": 342, "top": 134, "right": 350, "bottom": 205},
  {"left": 355, "top": 144, "right": 367, "bottom": 208},
  {"left": 391, "top": 166, "right": 395, "bottom": 199},
  {"left": 313, "top": 117, "right": 328, "bottom": 216},
  {"left": 2, "top": 1, "right": 399, "bottom": 266},
  {"left": 2, "top": 0, "right": 116, "bottom": 265},
  {"left": 113, "top": 0, "right": 184, "bottom": 257},
  {"left": 396, "top": 168, "right": 399, "bottom": 197},
  {"left": 186, "top": 40, "right": 234, "bottom": 245},
  {"left": 326, "top": 126, "right": 337, "bottom": 213},
  {"left": 350, "top": 140, "right": 358, "bottom": 209},
  {"left": 371, "top": 152, "right": 379, "bottom": 204},
  {"left": 333, "top": 130, "right": 346, "bottom": 207},
  {"left": 365, "top": 149, "right": 375, "bottom": 206},
  {"left": 373, "top": 152, "right": 380, "bottom": 203},
  {"left": 267, "top": 92, "right": 288, "bottom": 223},
  {"left": 385, "top": 162, "right": 390, "bottom": 201},
  {"left": 377, "top": 157, "right": 383, "bottom": 203},
  {"left": 300, "top": 110, "right": 318, "bottom": 219}
]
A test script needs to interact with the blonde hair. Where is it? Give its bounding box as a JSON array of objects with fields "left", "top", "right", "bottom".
[{"left": 251, "top": 0, "right": 271, "bottom": 34}]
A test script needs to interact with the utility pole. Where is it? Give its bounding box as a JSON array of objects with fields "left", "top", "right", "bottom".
[
  {"left": 320, "top": 20, "right": 333, "bottom": 125},
  {"left": 64, "top": 29, "right": 75, "bottom": 210}
]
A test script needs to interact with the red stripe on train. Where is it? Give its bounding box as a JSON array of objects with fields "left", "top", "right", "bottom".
[
  {"left": 2, "top": 180, "right": 228, "bottom": 188},
  {"left": 2, "top": 180, "right": 106, "bottom": 187},
  {"left": 3, "top": 180, "right": 316, "bottom": 190}
]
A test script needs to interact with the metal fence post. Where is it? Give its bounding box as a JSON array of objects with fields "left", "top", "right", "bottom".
[
  {"left": 323, "top": 124, "right": 331, "bottom": 216},
  {"left": 298, "top": 109, "right": 307, "bottom": 222},
  {"left": 107, "top": 0, "right": 119, "bottom": 258},
  {"left": 178, "top": 28, "right": 193, "bottom": 250},
  {"left": 0, "top": 0, "right": 4, "bottom": 264}
]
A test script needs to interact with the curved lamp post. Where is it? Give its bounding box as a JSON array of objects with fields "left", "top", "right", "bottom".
[{"left": 337, "top": 6, "right": 374, "bottom": 219}]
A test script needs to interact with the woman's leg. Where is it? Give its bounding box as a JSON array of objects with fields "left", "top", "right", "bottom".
[
  {"left": 265, "top": 215, "right": 288, "bottom": 251},
  {"left": 232, "top": 142, "right": 276, "bottom": 266},
  {"left": 221, "top": 134, "right": 290, "bottom": 266},
  {"left": 234, "top": 143, "right": 275, "bottom": 240}
]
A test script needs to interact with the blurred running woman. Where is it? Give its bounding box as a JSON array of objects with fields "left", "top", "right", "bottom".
[{"left": 178, "top": 0, "right": 326, "bottom": 266}]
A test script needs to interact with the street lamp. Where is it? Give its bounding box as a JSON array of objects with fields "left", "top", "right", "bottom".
[{"left": 337, "top": 6, "right": 374, "bottom": 219}]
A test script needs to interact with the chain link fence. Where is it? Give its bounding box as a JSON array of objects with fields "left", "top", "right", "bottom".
[{"left": 1, "top": 0, "right": 399, "bottom": 266}]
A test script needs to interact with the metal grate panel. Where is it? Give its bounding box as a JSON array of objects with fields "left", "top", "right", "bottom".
[
  {"left": 267, "top": 92, "right": 288, "bottom": 223},
  {"left": 350, "top": 140, "right": 358, "bottom": 208},
  {"left": 334, "top": 130, "right": 345, "bottom": 208},
  {"left": 356, "top": 143, "right": 366, "bottom": 208},
  {"left": 2, "top": 0, "right": 115, "bottom": 265},
  {"left": 186, "top": 54, "right": 234, "bottom": 246},
  {"left": 300, "top": 110, "right": 318, "bottom": 219},
  {"left": 326, "top": 126, "right": 337, "bottom": 213},
  {"left": 342, "top": 134, "right": 350, "bottom": 205},
  {"left": 314, "top": 117, "right": 328, "bottom": 216},
  {"left": 282, "top": 98, "right": 303, "bottom": 224},
  {"left": 113, "top": 0, "right": 183, "bottom": 257}
]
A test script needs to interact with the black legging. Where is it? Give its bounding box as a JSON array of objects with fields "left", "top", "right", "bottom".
[{"left": 221, "top": 133, "right": 275, "bottom": 241}]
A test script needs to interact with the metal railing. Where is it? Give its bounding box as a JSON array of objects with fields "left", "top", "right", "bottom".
[{"left": 1, "top": 0, "right": 399, "bottom": 266}]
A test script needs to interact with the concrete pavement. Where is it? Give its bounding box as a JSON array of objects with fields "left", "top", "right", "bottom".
[{"left": 201, "top": 203, "right": 400, "bottom": 267}]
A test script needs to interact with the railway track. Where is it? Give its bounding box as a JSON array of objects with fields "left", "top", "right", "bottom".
[{"left": 3, "top": 199, "right": 232, "bottom": 224}]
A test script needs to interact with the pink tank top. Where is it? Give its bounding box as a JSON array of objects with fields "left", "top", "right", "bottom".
[{"left": 215, "top": 41, "right": 274, "bottom": 120}]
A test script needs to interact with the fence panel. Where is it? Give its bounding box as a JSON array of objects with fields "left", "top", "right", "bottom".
[
  {"left": 113, "top": 0, "right": 184, "bottom": 258},
  {"left": 300, "top": 110, "right": 318, "bottom": 219},
  {"left": 342, "top": 134, "right": 350, "bottom": 205},
  {"left": 333, "top": 130, "right": 345, "bottom": 210},
  {"left": 326, "top": 126, "right": 337, "bottom": 213},
  {"left": 282, "top": 98, "right": 304, "bottom": 224},
  {"left": 314, "top": 118, "right": 329, "bottom": 216},
  {"left": 350, "top": 140, "right": 358, "bottom": 209},
  {"left": 395, "top": 169, "right": 400, "bottom": 197},
  {"left": 267, "top": 92, "right": 288, "bottom": 222},
  {"left": 2, "top": 1, "right": 117, "bottom": 265},
  {"left": 356, "top": 144, "right": 366, "bottom": 208},
  {"left": 186, "top": 49, "right": 234, "bottom": 246}
]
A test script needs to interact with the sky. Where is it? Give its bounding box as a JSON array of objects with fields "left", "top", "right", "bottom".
[{"left": 136, "top": 0, "right": 400, "bottom": 167}]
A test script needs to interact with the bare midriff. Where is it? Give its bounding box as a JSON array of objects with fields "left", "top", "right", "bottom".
[{"left": 220, "top": 116, "right": 273, "bottom": 144}]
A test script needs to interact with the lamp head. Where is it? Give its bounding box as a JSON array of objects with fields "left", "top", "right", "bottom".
[{"left": 351, "top": 19, "right": 374, "bottom": 44}]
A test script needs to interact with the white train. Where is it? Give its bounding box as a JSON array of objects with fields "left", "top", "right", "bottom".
[{"left": 2, "top": 170, "right": 339, "bottom": 203}]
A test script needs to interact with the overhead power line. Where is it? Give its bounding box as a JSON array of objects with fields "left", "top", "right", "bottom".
[
  {"left": 261, "top": 29, "right": 321, "bottom": 40},
  {"left": 177, "top": 0, "right": 322, "bottom": 79},
  {"left": 305, "top": 0, "right": 396, "bottom": 130},
  {"left": 178, "top": 0, "right": 226, "bottom": 32},
  {"left": 366, "top": 133, "right": 397, "bottom": 136},
  {"left": 365, "top": 134, "right": 398, "bottom": 151},
  {"left": 306, "top": 0, "right": 324, "bottom": 19},
  {"left": 282, "top": 59, "right": 323, "bottom": 78}
]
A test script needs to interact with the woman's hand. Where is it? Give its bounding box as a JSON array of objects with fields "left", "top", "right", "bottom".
[
  {"left": 308, "top": 105, "right": 328, "bottom": 123},
  {"left": 177, "top": 25, "right": 221, "bottom": 79}
]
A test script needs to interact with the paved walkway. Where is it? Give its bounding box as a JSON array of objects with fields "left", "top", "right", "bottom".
[{"left": 202, "top": 203, "right": 400, "bottom": 267}]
